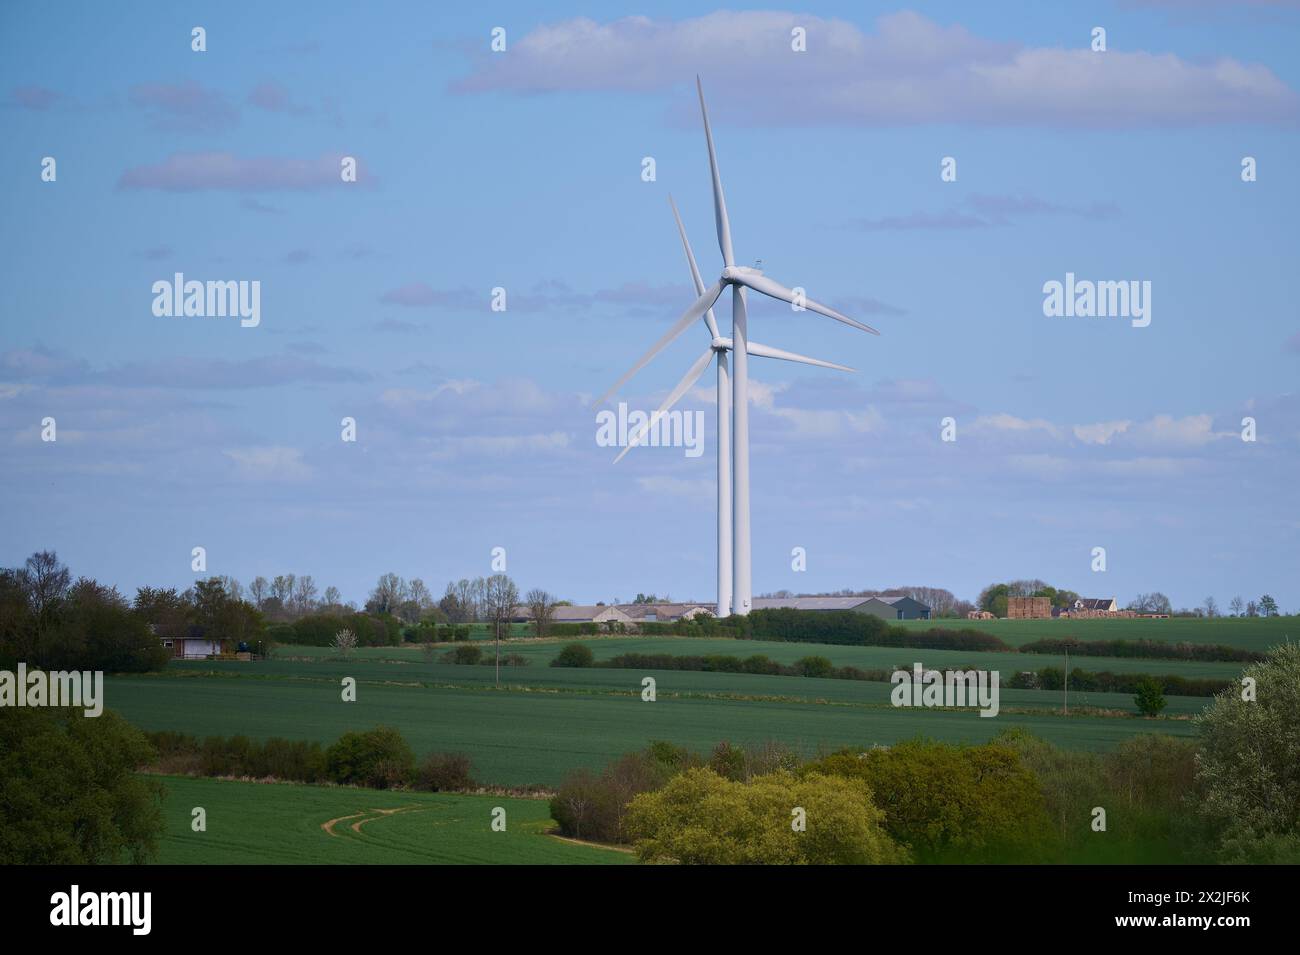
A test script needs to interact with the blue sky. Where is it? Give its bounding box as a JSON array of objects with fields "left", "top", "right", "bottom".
[{"left": 2, "top": 1, "right": 1297, "bottom": 610}]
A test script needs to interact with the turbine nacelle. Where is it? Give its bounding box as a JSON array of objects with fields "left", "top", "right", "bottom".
[{"left": 720, "top": 265, "right": 763, "bottom": 283}]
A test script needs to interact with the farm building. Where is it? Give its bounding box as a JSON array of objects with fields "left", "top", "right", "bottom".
[
  {"left": 753, "top": 595, "right": 932, "bottom": 620},
  {"left": 1074, "top": 597, "right": 1118, "bottom": 613},
  {"left": 158, "top": 630, "right": 229, "bottom": 659},
  {"left": 510, "top": 603, "right": 712, "bottom": 625}
]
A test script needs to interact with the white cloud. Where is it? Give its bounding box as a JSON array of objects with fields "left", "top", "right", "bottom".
[
  {"left": 223, "top": 446, "right": 312, "bottom": 481},
  {"left": 636, "top": 475, "right": 714, "bottom": 496},
  {"left": 453, "top": 10, "right": 1298, "bottom": 127},
  {"left": 1073, "top": 419, "right": 1132, "bottom": 445},
  {"left": 971, "top": 413, "right": 1063, "bottom": 439}
]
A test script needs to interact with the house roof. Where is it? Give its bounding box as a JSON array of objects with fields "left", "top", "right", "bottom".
[
  {"left": 752, "top": 596, "right": 872, "bottom": 611},
  {"left": 1075, "top": 597, "right": 1116, "bottom": 611}
]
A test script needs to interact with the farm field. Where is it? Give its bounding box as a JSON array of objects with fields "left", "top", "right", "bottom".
[
  {"left": 151, "top": 775, "right": 629, "bottom": 864},
  {"left": 107, "top": 659, "right": 1210, "bottom": 787},
  {"left": 895, "top": 615, "right": 1295, "bottom": 651},
  {"left": 270, "top": 635, "right": 1251, "bottom": 680}
]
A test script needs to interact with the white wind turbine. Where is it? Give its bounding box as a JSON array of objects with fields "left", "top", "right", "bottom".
[
  {"left": 608, "top": 195, "right": 854, "bottom": 618},
  {"left": 595, "top": 77, "right": 880, "bottom": 616}
]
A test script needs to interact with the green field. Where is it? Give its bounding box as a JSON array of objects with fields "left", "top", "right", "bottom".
[
  {"left": 101, "top": 644, "right": 1230, "bottom": 786},
  {"left": 97, "top": 619, "right": 1285, "bottom": 791},
  {"left": 152, "top": 775, "right": 629, "bottom": 864},
  {"left": 897, "top": 615, "right": 1295, "bottom": 651}
]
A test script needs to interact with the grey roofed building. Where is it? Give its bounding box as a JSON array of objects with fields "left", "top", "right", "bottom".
[
  {"left": 510, "top": 602, "right": 712, "bottom": 625},
  {"left": 753, "top": 595, "right": 931, "bottom": 620},
  {"left": 751, "top": 596, "right": 874, "bottom": 611}
]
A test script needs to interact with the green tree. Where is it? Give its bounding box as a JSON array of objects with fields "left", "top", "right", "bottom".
[
  {"left": 1195, "top": 644, "right": 1300, "bottom": 860},
  {"left": 324, "top": 725, "right": 415, "bottom": 789},
  {"left": 1258, "top": 594, "right": 1279, "bottom": 617},
  {"left": 1134, "top": 676, "right": 1167, "bottom": 717},
  {"left": 551, "top": 643, "right": 595, "bottom": 668},
  {"left": 625, "top": 767, "right": 906, "bottom": 864},
  {"left": 0, "top": 706, "right": 164, "bottom": 863},
  {"left": 806, "top": 738, "right": 1053, "bottom": 862}
]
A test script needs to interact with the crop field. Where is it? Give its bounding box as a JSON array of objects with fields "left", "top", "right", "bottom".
[
  {"left": 101, "top": 632, "right": 1235, "bottom": 785},
  {"left": 152, "top": 775, "right": 629, "bottom": 864},
  {"left": 896, "top": 615, "right": 1295, "bottom": 651},
  {"left": 272, "top": 634, "right": 1252, "bottom": 680}
]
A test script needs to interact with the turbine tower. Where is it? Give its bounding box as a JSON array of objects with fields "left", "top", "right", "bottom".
[
  {"left": 609, "top": 197, "right": 853, "bottom": 617},
  {"left": 596, "top": 77, "right": 880, "bottom": 616}
]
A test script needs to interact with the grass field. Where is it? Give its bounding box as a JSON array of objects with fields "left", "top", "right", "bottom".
[
  {"left": 901, "top": 615, "right": 1294, "bottom": 651},
  {"left": 99, "top": 619, "right": 1285, "bottom": 790},
  {"left": 152, "top": 775, "right": 629, "bottom": 864},
  {"left": 103, "top": 648, "right": 1223, "bottom": 786}
]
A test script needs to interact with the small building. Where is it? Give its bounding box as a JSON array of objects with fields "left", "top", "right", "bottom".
[
  {"left": 158, "top": 625, "right": 229, "bottom": 659},
  {"left": 1074, "top": 597, "right": 1118, "bottom": 613},
  {"left": 752, "top": 595, "right": 932, "bottom": 620}
]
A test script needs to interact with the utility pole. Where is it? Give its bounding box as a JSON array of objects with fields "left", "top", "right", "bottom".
[{"left": 1064, "top": 648, "right": 1069, "bottom": 716}]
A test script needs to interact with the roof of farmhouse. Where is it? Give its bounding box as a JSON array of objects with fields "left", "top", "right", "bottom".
[{"left": 751, "top": 595, "right": 913, "bottom": 610}]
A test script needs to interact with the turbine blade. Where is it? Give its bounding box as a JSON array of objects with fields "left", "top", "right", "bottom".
[
  {"left": 746, "top": 340, "right": 855, "bottom": 372},
  {"left": 593, "top": 281, "right": 724, "bottom": 407},
  {"left": 735, "top": 272, "right": 880, "bottom": 335},
  {"left": 669, "top": 194, "right": 720, "bottom": 340},
  {"left": 696, "top": 77, "right": 735, "bottom": 267},
  {"left": 615, "top": 347, "right": 715, "bottom": 463}
]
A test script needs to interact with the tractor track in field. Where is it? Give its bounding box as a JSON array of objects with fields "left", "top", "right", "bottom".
[{"left": 321, "top": 805, "right": 427, "bottom": 838}]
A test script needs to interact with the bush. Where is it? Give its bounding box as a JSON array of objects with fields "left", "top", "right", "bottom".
[
  {"left": 1021, "top": 637, "right": 1262, "bottom": 664},
  {"left": 806, "top": 738, "right": 1053, "bottom": 863},
  {"left": 551, "top": 750, "right": 675, "bottom": 843},
  {"left": 0, "top": 706, "right": 164, "bottom": 864},
  {"left": 325, "top": 726, "right": 415, "bottom": 789},
  {"left": 625, "top": 767, "right": 906, "bottom": 864},
  {"left": 414, "top": 752, "right": 476, "bottom": 792},
  {"left": 1134, "top": 676, "right": 1167, "bottom": 716},
  {"left": 551, "top": 643, "right": 595, "bottom": 668},
  {"left": 1195, "top": 643, "right": 1300, "bottom": 858},
  {"left": 795, "top": 655, "right": 834, "bottom": 678},
  {"left": 443, "top": 644, "right": 483, "bottom": 665}
]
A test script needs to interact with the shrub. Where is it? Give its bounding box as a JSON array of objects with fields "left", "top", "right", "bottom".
[
  {"left": 550, "top": 750, "right": 674, "bottom": 843},
  {"left": 1134, "top": 676, "right": 1167, "bottom": 716},
  {"left": 795, "top": 655, "right": 834, "bottom": 678},
  {"left": 625, "top": 768, "right": 906, "bottom": 864},
  {"left": 551, "top": 643, "right": 595, "bottom": 668},
  {"left": 325, "top": 725, "right": 415, "bottom": 789},
  {"left": 415, "top": 752, "right": 475, "bottom": 792},
  {"left": 709, "top": 740, "right": 747, "bottom": 781},
  {"left": 806, "top": 738, "right": 1053, "bottom": 862},
  {"left": 0, "top": 706, "right": 164, "bottom": 864},
  {"left": 443, "top": 644, "right": 482, "bottom": 665},
  {"left": 1195, "top": 643, "right": 1300, "bottom": 858}
]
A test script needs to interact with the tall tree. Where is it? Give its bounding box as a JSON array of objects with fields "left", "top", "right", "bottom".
[
  {"left": 525, "top": 588, "right": 558, "bottom": 638},
  {"left": 1229, "top": 595, "right": 1244, "bottom": 617},
  {"left": 248, "top": 576, "right": 269, "bottom": 608},
  {"left": 482, "top": 574, "right": 519, "bottom": 684},
  {"left": 292, "top": 575, "right": 319, "bottom": 615},
  {"left": 367, "top": 573, "right": 408, "bottom": 616}
]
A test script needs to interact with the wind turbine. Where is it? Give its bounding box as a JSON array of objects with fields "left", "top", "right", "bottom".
[
  {"left": 610, "top": 195, "right": 853, "bottom": 618},
  {"left": 595, "top": 76, "right": 880, "bottom": 616}
]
